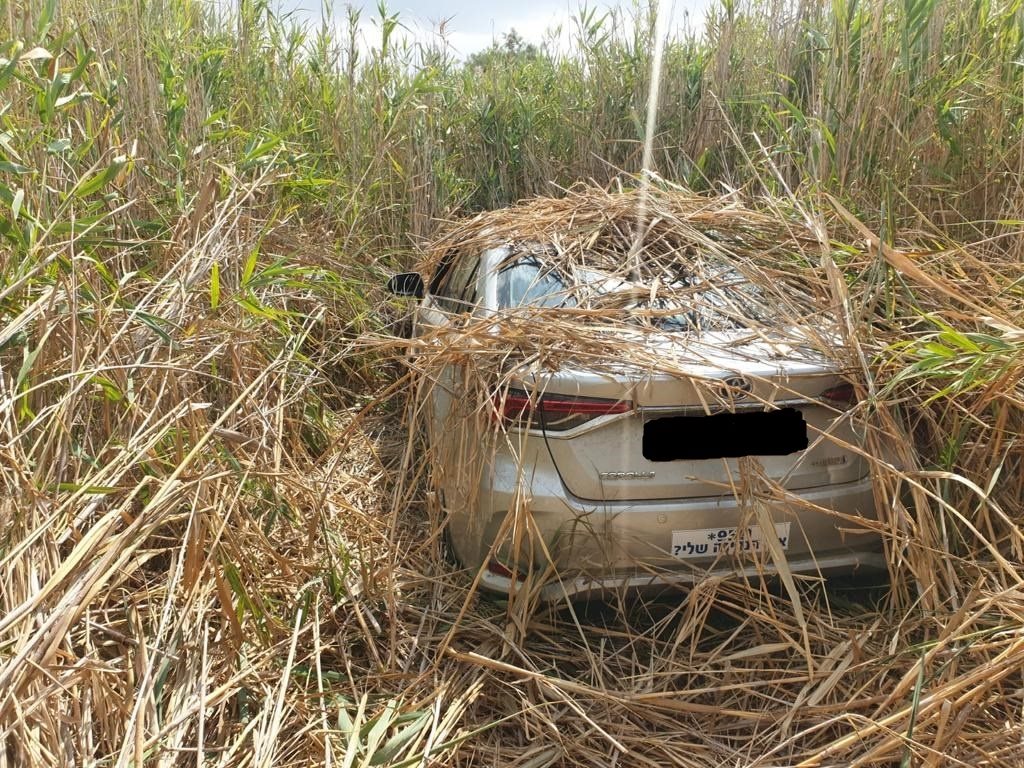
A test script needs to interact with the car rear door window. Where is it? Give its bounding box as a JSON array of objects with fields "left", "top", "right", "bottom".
[{"left": 433, "top": 253, "right": 481, "bottom": 312}]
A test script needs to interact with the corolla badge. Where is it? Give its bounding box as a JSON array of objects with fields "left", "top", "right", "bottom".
[{"left": 599, "top": 471, "right": 656, "bottom": 480}]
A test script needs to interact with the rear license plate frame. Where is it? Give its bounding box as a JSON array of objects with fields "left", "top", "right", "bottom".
[{"left": 671, "top": 523, "right": 792, "bottom": 559}]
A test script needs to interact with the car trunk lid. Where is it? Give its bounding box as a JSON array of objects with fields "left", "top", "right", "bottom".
[{"left": 528, "top": 332, "right": 867, "bottom": 502}]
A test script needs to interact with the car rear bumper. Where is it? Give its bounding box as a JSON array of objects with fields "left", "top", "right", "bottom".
[
  {"left": 449, "top": 445, "right": 883, "bottom": 598},
  {"left": 479, "top": 548, "right": 889, "bottom": 601}
]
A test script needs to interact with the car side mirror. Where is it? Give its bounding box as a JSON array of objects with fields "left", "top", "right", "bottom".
[{"left": 387, "top": 272, "right": 425, "bottom": 298}]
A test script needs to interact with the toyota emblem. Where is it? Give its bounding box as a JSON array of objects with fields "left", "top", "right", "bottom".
[{"left": 711, "top": 375, "right": 753, "bottom": 400}]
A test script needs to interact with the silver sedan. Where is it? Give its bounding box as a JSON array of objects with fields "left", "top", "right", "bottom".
[{"left": 390, "top": 245, "right": 885, "bottom": 600}]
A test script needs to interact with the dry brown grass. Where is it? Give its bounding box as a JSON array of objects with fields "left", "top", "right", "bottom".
[{"left": 2, "top": 182, "right": 1023, "bottom": 767}]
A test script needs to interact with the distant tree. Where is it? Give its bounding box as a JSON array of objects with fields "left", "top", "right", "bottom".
[{"left": 465, "top": 28, "right": 543, "bottom": 70}]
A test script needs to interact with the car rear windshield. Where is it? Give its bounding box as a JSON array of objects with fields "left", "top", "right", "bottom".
[
  {"left": 497, "top": 257, "right": 577, "bottom": 309},
  {"left": 495, "top": 254, "right": 767, "bottom": 330}
]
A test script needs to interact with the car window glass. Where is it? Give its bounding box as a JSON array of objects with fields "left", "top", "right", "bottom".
[
  {"left": 577, "top": 265, "right": 767, "bottom": 331},
  {"left": 492, "top": 251, "right": 765, "bottom": 330},
  {"left": 496, "top": 257, "right": 576, "bottom": 308},
  {"left": 428, "top": 249, "right": 457, "bottom": 296},
  {"left": 433, "top": 254, "right": 480, "bottom": 312}
]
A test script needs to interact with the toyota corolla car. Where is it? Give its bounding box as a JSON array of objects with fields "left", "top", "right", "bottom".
[{"left": 389, "top": 235, "right": 885, "bottom": 600}]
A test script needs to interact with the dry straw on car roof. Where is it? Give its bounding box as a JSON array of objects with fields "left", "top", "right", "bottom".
[
  {"left": 426, "top": 185, "right": 829, "bottom": 308},
  {"left": 409, "top": 185, "right": 865, "bottom": 382}
]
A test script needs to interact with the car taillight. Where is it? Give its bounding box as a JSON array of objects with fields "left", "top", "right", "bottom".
[
  {"left": 492, "top": 388, "right": 632, "bottom": 431},
  {"left": 486, "top": 558, "right": 526, "bottom": 581},
  {"left": 819, "top": 382, "right": 858, "bottom": 408}
]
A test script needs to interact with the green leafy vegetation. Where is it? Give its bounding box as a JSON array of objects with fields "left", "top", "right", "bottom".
[{"left": 0, "top": 0, "right": 1021, "bottom": 764}]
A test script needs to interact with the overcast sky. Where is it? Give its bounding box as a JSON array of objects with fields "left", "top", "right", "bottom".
[{"left": 274, "top": 0, "right": 715, "bottom": 57}]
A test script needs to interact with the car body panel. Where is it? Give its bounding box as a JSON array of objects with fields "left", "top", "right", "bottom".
[
  {"left": 445, "top": 431, "right": 881, "bottom": 587},
  {"left": 402, "top": 245, "right": 883, "bottom": 598},
  {"left": 535, "top": 365, "right": 868, "bottom": 502}
]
